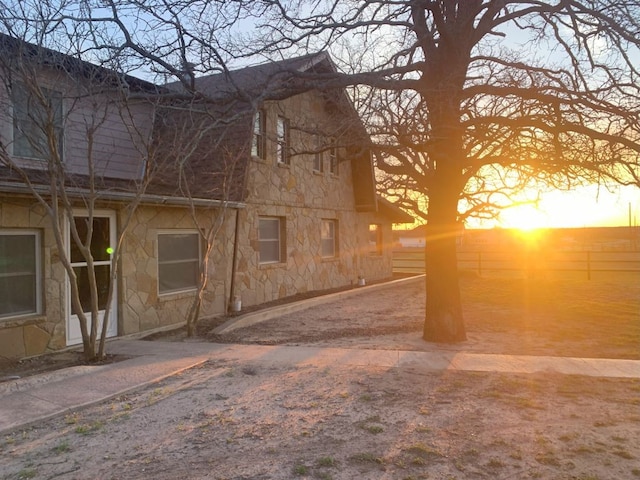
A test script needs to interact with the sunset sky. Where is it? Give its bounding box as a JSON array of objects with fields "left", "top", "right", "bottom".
[{"left": 472, "top": 184, "right": 640, "bottom": 230}]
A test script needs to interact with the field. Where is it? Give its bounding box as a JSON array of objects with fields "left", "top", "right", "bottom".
[
  {"left": 1, "top": 275, "right": 639, "bottom": 479},
  {"left": 460, "top": 274, "right": 640, "bottom": 360},
  {"left": 209, "top": 274, "right": 640, "bottom": 361}
]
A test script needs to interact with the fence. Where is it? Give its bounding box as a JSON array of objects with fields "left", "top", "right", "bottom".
[{"left": 393, "top": 248, "right": 640, "bottom": 279}]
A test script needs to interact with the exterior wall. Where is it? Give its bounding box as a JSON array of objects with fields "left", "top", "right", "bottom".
[
  {"left": 356, "top": 212, "right": 396, "bottom": 282},
  {"left": 0, "top": 68, "right": 152, "bottom": 180},
  {"left": 119, "top": 205, "right": 234, "bottom": 335},
  {"left": 64, "top": 95, "right": 154, "bottom": 179},
  {"left": 234, "top": 91, "right": 395, "bottom": 308},
  {"left": 0, "top": 66, "right": 396, "bottom": 359},
  {"left": 0, "top": 197, "right": 235, "bottom": 360},
  {"left": 0, "top": 196, "right": 67, "bottom": 359}
]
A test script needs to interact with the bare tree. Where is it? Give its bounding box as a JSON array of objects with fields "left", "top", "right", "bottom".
[
  {"left": 5, "top": 1, "right": 638, "bottom": 347},
  {"left": 151, "top": 95, "right": 246, "bottom": 337},
  {"left": 225, "top": 0, "right": 640, "bottom": 342},
  {"left": 0, "top": 27, "right": 163, "bottom": 360}
]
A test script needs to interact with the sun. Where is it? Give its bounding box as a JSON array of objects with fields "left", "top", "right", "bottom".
[{"left": 499, "top": 204, "right": 549, "bottom": 231}]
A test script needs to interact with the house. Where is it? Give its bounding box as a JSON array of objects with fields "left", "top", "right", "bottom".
[{"left": 0, "top": 34, "right": 411, "bottom": 360}]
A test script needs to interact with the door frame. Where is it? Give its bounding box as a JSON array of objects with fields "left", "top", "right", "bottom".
[{"left": 65, "top": 209, "right": 118, "bottom": 346}]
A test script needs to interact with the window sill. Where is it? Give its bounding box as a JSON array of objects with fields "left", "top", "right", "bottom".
[
  {"left": 251, "top": 155, "right": 268, "bottom": 163},
  {"left": 158, "top": 288, "right": 198, "bottom": 301},
  {"left": 312, "top": 170, "right": 324, "bottom": 176},
  {"left": 276, "top": 162, "right": 291, "bottom": 169},
  {"left": 321, "top": 256, "right": 339, "bottom": 263},
  {"left": 259, "top": 261, "right": 286, "bottom": 269},
  {"left": 0, "top": 313, "right": 46, "bottom": 329}
]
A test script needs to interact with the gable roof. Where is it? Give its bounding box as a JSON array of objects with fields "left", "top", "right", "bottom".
[
  {"left": 377, "top": 197, "right": 415, "bottom": 224},
  {"left": 169, "top": 52, "right": 378, "bottom": 210},
  {"left": 187, "top": 52, "right": 336, "bottom": 100},
  {"left": 0, "top": 35, "right": 392, "bottom": 215}
]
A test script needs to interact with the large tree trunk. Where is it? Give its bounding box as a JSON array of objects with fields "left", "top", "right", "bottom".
[{"left": 423, "top": 182, "right": 467, "bottom": 343}]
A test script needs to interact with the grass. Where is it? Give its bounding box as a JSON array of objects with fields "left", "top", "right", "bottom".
[
  {"left": 74, "top": 420, "right": 104, "bottom": 435},
  {"left": 52, "top": 440, "right": 71, "bottom": 454},
  {"left": 350, "top": 452, "right": 385, "bottom": 464},
  {"left": 460, "top": 275, "right": 640, "bottom": 359},
  {"left": 292, "top": 464, "right": 308, "bottom": 475},
  {"left": 316, "top": 456, "right": 337, "bottom": 467},
  {"left": 17, "top": 468, "right": 37, "bottom": 479}
]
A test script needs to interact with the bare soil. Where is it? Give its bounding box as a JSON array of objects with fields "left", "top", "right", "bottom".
[{"left": 1, "top": 275, "right": 639, "bottom": 479}]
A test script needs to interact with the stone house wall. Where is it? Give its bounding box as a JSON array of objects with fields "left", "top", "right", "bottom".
[
  {"left": 0, "top": 197, "right": 236, "bottom": 360},
  {"left": 0, "top": 89, "right": 399, "bottom": 360},
  {"left": 1, "top": 196, "right": 69, "bottom": 359},
  {"left": 232, "top": 91, "right": 396, "bottom": 307},
  {"left": 118, "top": 204, "right": 235, "bottom": 335}
]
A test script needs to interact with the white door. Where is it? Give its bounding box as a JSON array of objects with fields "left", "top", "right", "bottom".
[{"left": 66, "top": 210, "right": 118, "bottom": 346}]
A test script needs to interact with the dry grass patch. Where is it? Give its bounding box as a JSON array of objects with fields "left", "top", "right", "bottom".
[{"left": 461, "top": 275, "right": 640, "bottom": 359}]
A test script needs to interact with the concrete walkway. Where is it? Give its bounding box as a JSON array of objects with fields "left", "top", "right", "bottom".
[{"left": 1, "top": 339, "right": 639, "bottom": 436}]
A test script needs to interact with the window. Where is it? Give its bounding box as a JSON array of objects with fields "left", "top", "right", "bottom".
[
  {"left": 158, "top": 232, "right": 200, "bottom": 294},
  {"left": 313, "top": 135, "right": 323, "bottom": 173},
  {"left": 369, "top": 224, "right": 383, "bottom": 255},
  {"left": 0, "top": 231, "right": 41, "bottom": 318},
  {"left": 251, "top": 109, "right": 266, "bottom": 159},
  {"left": 321, "top": 219, "right": 337, "bottom": 258},
  {"left": 329, "top": 140, "right": 338, "bottom": 175},
  {"left": 12, "top": 83, "right": 63, "bottom": 160},
  {"left": 276, "top": 116, "right": 290, "bottom": 165},
  {"left": 259, "top": 217, "right": 284, "bottom": 264}
]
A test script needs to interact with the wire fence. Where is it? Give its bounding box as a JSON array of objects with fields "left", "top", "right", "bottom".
[{"left": 393, "top": 248, "right": 640, "bottom": 280}]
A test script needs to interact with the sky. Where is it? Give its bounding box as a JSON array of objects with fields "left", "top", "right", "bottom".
[
  {"left": 7, "top": 2, "right": 637, "bottom": 231},
  {"left": 470, "top": 184, "right": 640, "bottom": 230}
]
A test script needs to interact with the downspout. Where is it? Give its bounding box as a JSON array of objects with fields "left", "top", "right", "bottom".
[{"left": 227, "top": 207, "right": 241, "bottom": 313}]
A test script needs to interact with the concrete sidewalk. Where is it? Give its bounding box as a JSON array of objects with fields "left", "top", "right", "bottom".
[{"left": 1, "top": 339, "right": 639, "bottom": 436}]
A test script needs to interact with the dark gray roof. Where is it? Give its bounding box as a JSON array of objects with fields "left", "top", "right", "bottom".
[{"left": 0, "top": 33, "right": 160, "bottom": 94}]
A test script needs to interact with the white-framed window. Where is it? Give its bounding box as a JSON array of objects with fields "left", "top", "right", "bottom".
[
  {"left": 313, "top": 135, "right": 323, "bottom": 173},
  {"left": 328, "top": 140, "right": 338, "bottom": 175},
  {"left": 251, "top": 109, "right": 266, "bottom": 159},
  {"left": 157, "top": 232, "right": 200, "bottom": 294},
  {"left": 321, "top": 219, "right": 337, "bottom": 258},
  {"left": 0, "top": 230, "right": 41, "bottom": 319},
  {"left": 12, "top": 82, "right": 64, "bottom": 160},
  {"left": 259, "top": 217, "right": 285, "bottom": 264},
  {"left": 369, "top": 224, "right": 383, "bottom": 255},
  {"left": 276, "top": 116, "right": 290, "bottom": 165}
]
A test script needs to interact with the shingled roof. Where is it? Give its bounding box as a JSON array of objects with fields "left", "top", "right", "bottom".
[
  {"left": 1, "top": 35, "right": 380, "bottom": 212},
  {"left": 163, "top": 52, "right": 378, "bottom": 210},
  {"left": 0, "top": 33, "right": 160, "bottom": 94}
]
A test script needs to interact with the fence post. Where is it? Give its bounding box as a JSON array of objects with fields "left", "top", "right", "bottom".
[{"left": 587, "top": 251, "right": 591, "bottom": 280}]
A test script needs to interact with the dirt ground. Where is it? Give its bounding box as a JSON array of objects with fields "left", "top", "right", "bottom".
[{"left": 2, "top": 276, "right": 640, "bottom": 480}]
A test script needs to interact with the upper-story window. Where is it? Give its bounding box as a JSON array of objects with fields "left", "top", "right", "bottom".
[
  {"left": 276, "top": 116, "right": 290, "bottom": 165},
  {"left": 251, "top": 109, "right": 266, "bottom": 159},
  {"left": 313, "top": 135, "right": 323, "bottom": 173},
  {"left": 12, "top": 83, "right": 63, "bottom": 160},
  {"left": 328, "top": 140, "right": 338, "bottom": 175}
]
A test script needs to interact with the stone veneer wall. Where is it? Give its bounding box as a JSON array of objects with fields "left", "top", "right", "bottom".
[
  {"left": 0, "top": 197, "right": 67, "bottom": 359},
  {"left": 119, "top": 205, "right": 234, "bottom": 336},
  {"left": 232, "top": 91, "right": 396, "bottom": 308},
  {"left": 0, "top": 90, "right": 398, "bottom": 360},
  {"left": 0, "top": 197, "right": 236, "bottom": 360}
]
